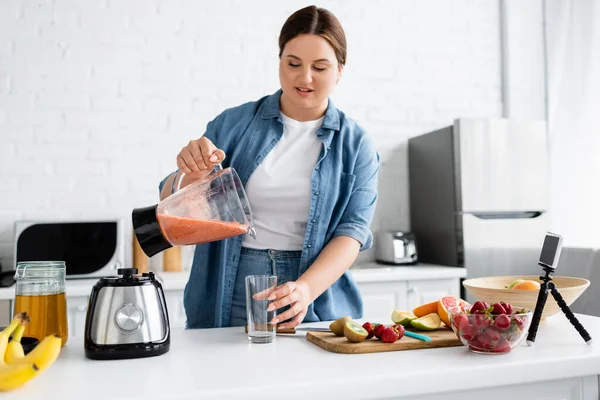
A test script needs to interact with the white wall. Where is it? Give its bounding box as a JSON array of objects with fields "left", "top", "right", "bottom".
[{"left": 0, "top": 0, "right": 503, "bottom": 270}]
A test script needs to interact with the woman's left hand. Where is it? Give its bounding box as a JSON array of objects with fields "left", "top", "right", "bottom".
[{"left": 265, "top": 281, "right": 311, "bottom": 329}]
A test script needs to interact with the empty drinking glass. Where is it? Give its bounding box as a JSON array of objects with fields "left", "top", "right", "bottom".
[{"left": 245, "top": 275, "right": 277, "bottom": 344}]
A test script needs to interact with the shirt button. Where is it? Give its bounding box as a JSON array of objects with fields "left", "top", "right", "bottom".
[
  {"left": 307, "top": 244, "right": 312, "bottom": 249},
  {"left": 328, "top": 147, "right": 331, "bottom": 150},
  {"left": 317, "top": 132, "right": 322, "bottom": 136},
  {"left": 314, "top": 191, "right": 319, "bottom": 196},
  {"left": 315, "top": 166, "right": 319, "bottom": 171},
  {"left": 311, "top": 219, "right": 316, "bottom": 223}
]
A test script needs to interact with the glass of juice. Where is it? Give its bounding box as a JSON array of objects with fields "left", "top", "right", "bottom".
[{"left": 14, "top": 261, "right": 68, "bottom": 346}]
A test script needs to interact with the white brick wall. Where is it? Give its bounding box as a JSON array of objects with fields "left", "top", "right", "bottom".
[{"left": 0, "top": 0, "right": 503, "bottom": 270}]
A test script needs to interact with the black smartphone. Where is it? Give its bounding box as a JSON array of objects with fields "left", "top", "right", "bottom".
[{"left": 538, "top": 232, "right": 563, "bottom": 270}]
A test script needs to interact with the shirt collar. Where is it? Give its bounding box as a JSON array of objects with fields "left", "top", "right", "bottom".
[{"left": 261, "top": 89, "right": 340, "bottom": 131}]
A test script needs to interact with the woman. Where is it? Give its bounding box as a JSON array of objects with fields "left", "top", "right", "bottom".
[{"left": 159, "top": 5, "right": 379, "bottom": 330}]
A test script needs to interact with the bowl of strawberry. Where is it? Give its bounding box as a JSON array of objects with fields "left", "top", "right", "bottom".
[{"left": 449, "top": 300, "right": 532, "bottom": 354}]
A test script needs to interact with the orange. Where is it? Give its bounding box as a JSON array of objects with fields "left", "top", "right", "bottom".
[
  {"left": 438, "top": 296, "right": 470, "bottom": 328},
  {"left": 512, "top": 280, "right": 541, "bottom": 290},
  {"left": 412, "top": 300, "right": 439, "bottom": 318}
]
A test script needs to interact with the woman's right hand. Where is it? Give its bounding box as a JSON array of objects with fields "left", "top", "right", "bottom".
[{"left": 177, "top": 137, "right": 226, "bottom": 176}]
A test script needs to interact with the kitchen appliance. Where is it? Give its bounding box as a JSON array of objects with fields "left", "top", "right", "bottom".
[
  {"left": 13, "top": 220, "right": 125, "bottom": 279},
  {"left": 84, "top": 268, "right": 170, "bottom": 360},
  {"left": 375, "top": 231, "right": 418, "bottom": 265},
  {"left": 132, "top": 165, "right": 256, "bottom": 258},
  {"left": 408, "top": 118, "right": 550, "bottom": 302}
]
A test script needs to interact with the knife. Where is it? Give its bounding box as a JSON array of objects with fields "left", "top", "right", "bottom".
[{"left": 244, "top": 325, "right": 331, "bottom": 334}]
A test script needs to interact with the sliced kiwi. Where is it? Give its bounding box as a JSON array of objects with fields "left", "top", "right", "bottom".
[
  {"left": 329, "top": 316, "right": 352, "bottom": 336},
  {"left": 343, "top": 320, "right": 368, "bottom": 343}
]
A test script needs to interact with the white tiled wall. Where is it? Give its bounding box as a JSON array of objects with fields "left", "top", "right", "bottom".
[{"left": 0, "top": 0, "right": 503, "bottom": 270}]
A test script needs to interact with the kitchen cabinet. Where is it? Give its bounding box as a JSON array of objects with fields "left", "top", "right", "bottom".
[
  {"left": 357, "top": 277, "right": 461, "bottom": 320},
  {"left": 0, "top": 265, "right": 465, "bottom": 334},
  {"left": 164, "top": 290, "right": 186, "bottom": 329},
  {"left": 358, "top": 281, "right": 409, "bottom": 321},
  {"left": 423, "top": 375, "right": 599, "bottom": 400},
  {"left": 406, "top": 278, "right": 461, "bottom": 309},
  {"left": 66, "top": 296, "right": 89, "bottom": 339},
  {"left": 0, "top": 288, "right": 187, "bottom": 337}
]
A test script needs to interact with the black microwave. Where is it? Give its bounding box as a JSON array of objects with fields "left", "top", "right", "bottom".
[{"left": 13, "top": 220, "right": 125, "bottom": 279}]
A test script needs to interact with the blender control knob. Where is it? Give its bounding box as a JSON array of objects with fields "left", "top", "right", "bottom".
[
  {"left": 115, "top": 303, "right": 144, "bottom": 332},
  {"left": 118, "top": 268, "right": 138, "bottom": 278}
]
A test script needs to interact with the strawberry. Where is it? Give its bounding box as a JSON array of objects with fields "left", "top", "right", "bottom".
[
  {"left": 491, "top": 337, "right": 511, "bottom": 353},
  {"left": 374, "top": 324, "right": 386, "bottom": 339},
  {"left": 472, "top": 313, "right": 492, "bottom": 332},
  {"left": 381, "top": 327, "right": 400, "bottom": 343},
  {"left": 494, "top": 314, "right": 511, "bottom": 331},
  {"left": 460, "top": 324, "right": 478, "bottom": 340},
  {"left": 470, "top": 301, "right": 489, "bottom": 314},
  {"left": 467, "top": 337, "right": 485, "bottom": 352},
  {"left": 452, "top": 314, "right": 469, "bottom": 331},
  {"left": 513, "top": 315, "right": 526, "bottom": 330},
  {"left": 500, "top": 301, "right": 513, "bottom": 314},
  {"left": 391, "top": 324, "right": 405, "bottom": 339},
  {"left": 477, "top": 333, "right": 495, "bottom": 349},
  {"left": 491, "top": 302, "right": 507, "bottom": 315},
  {"left": 362, "top": 322, "right": 377, "bottom": 339},
  {"left": 485, "top": 327, "right": 501, "bottom": 342}
]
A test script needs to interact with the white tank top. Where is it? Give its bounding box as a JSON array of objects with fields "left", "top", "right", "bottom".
[{"left": 241, "top": 113, "right": 324, "bottom": 250}]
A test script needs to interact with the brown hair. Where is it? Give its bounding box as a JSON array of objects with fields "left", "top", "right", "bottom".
[{"left": 278, "top": 5, "right": 347, "bottom": 66}]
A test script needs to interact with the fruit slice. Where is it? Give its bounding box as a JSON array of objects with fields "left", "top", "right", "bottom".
[
  {"left": 412, "top": 300, "right": 438, "bottom": 318},
  {"left": 410, "top": 313, "right": 442, "bottom": 331},
  {"left": 329, "top": 316, "right": 351, "bottom": 337},
  {"left": 391, "top": 310, "right": 417, "bottom": 327},
  {"left": 343, "top": 320, "right": 368, "bottom": 343},
  {"left": 512, "top": 280, "right": 541, "bottom": 290},
  {"left": 438, "top": 296, "right": 471, "bottom": 328},
  {"left": 505, "top": 279, "right": 524, "bottom": 289}
]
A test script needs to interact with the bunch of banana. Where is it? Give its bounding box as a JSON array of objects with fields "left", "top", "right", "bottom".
[{"left": 0, "top": 312, "right": 63, "bottom": 392}]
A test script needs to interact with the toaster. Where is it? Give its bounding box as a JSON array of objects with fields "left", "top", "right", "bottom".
[
  {"left": 84, "top": 268, "right": 170, "bottom": 360},
  {"left": 375, "top": 231, "right": 418, "bottom": 265}
]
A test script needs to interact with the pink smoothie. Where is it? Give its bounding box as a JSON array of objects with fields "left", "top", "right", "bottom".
[{"left": 157, "top": 214, "right": 249, "bottom": 245}]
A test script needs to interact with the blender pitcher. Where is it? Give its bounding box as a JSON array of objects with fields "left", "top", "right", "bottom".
[{"left": 132, "top": 165, "right": 256, "bottom": 258}]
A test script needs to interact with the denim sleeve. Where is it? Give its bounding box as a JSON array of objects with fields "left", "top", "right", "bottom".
[
  {"left": 332, "top": 137, "right": 380, "bottom": 251},
  {"left": 157, "top": 114, "right": 224, "bottom": 195}
]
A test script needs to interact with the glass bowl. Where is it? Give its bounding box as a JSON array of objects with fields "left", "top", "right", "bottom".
[{"left": 449, "top": 308, "right": 533, "bottom": 354}]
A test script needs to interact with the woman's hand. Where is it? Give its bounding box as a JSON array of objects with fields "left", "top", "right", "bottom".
[
  {"left": 177, "top": 137, "right": 226, "bottom": 175},
  {"left": 265, "top": 281, "right": 311, "bottom": 329}
]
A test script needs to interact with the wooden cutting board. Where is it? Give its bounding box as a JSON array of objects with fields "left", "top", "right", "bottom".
[{"left": 306, "top": 327, "right": 462, "bottom": 354}]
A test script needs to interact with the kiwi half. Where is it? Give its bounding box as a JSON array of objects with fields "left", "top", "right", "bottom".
[
  {"left": 343, "top": 320, "right": 368, "bottom": 343},
  {"left": 329, "top": 316, "right": 352, "bottom": 336}
]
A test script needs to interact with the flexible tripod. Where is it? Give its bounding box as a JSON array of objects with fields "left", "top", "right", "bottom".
[{"left": 526, "top": 265, "right": 592, "bottom": 345}]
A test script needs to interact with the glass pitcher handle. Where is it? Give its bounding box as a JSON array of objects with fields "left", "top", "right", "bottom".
[{"left": 170, "top": 163, "right": 223, "bottom": 195}]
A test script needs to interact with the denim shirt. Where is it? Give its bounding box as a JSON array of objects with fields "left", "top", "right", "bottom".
[{"left": 159, "top": 89, "right": 380, "bottom": 329}]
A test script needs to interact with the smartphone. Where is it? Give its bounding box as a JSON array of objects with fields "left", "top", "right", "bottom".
[{"left": 538, "top": 232, "right": 563, "bottom": 270}]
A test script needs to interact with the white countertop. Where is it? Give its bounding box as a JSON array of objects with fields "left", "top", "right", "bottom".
[
  {"left": 5, "top": 313, "right": 600, "bottom": 399},
  {"left": 0, "top": 263, "right": 465, "bottom": 301}
]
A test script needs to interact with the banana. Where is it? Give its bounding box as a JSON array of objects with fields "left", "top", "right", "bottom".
[
  {"left": 0, "top": 363, "right": 38, "bottom": 392},
  {"left": 12, "top": 334, "right": 62, "bottom": 372},
  {"left": 0, "top": 313, "right": 29, "bottom": 366},
  {"left": 5, "top": 325, "right": 25, "bottom": 364}
]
